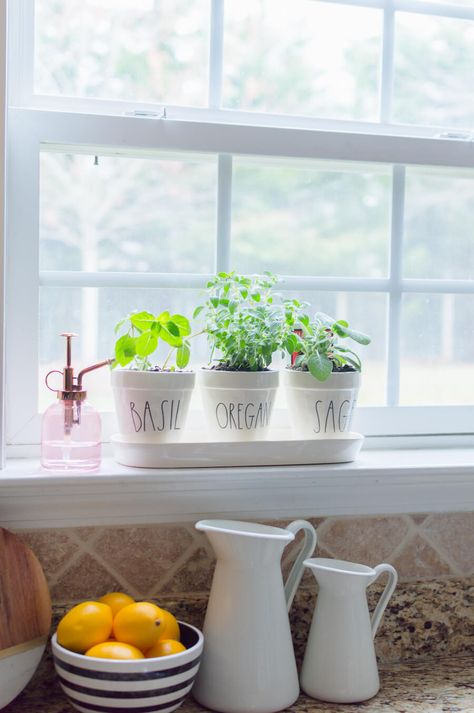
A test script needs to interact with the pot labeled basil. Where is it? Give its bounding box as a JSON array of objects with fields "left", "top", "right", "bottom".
[
  {"left": 196, "top": 272, "right": 284, "bottom": 441},
  {"left": 282, "top": 311, "right": 370, "bottom": 439},
  {"left": 111, "top": 310, "right": 196, "bottom": 443}
]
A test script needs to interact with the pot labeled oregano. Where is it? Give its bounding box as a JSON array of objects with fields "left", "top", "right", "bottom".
[{"left": 195, "top": 272, "right": 286, "bottom": 441}]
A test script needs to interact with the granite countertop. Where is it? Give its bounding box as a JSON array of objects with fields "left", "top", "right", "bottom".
[{"left": 5, "top": 656, "right": 474, "bottom": 713}]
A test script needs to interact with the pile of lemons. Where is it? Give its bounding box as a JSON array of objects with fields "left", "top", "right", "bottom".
[{"left": 57, "top": 591, "right": 186, "bottom": 660}]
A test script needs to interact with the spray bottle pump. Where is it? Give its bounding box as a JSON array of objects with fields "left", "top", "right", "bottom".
[{"left": 41, "top": 333, "right": 113, "bottom": 472}]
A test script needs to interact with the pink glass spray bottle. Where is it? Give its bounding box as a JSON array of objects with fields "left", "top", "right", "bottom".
[{"left": 41, "top": 333, "right": 112, "bottom": 472}]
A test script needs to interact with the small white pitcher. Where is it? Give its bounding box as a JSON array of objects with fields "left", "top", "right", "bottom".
[{"left": 300, "top": 558, "right": 398, "bottom": 704}]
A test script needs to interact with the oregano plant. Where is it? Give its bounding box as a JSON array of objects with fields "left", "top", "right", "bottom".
[
  {"left": 195, "top": 272, "right": 288, "bottom": 371},
  {"left": 112, "top": 310, "right": 192, "bottom": 371},
  {"left": 284, "top": 308, "right": 371, "bottom": 382}
]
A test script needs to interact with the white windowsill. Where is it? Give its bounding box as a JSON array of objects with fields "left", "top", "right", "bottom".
[{"left": 1, "top": 446, "right": 474, "bottom": 529}]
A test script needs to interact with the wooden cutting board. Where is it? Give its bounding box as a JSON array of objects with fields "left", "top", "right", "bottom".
[{"left": 0, "top": 528, "right": 52, "bottom": 709}]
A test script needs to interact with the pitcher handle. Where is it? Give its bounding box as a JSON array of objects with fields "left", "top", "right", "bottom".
[
  {"left": 283, "top": 520, "right": 317, "bottom": 611},
  {"left": 370, "top": 563, "right": 398, "bottom": 638}
]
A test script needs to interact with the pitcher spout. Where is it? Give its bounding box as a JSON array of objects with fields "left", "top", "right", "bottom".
[
  {"left": 196, "top": 519, "right": 294, "bottom": 566},
  {"left": 304, "top": 557, "right": 378, "bottom": 590}
]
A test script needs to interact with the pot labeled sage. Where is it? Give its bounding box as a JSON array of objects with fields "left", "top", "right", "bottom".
[
  {"left": 281, "top": 369, "right": 360, "bottom": 439},
  {"left": 283, "top": 311, "right": 370, "bottom": 439}
]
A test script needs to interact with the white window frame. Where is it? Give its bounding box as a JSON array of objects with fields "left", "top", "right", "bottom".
[
  {"left": 4, "top": 0, "right": 474, "bottom": 453},
  {"left": 0, "top": 0, "right": 5, "bottom": 467}
]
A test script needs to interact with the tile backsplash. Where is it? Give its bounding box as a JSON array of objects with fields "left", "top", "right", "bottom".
[{"left": 15, "top": 511, "right": 474, "bottom": 603}]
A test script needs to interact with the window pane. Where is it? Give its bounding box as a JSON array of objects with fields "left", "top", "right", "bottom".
[
  {"left": 40, "top": 151, "right": 216, "bottom": 273},
  {"left": 393, "top": 13, "right": 474, "bottom": 128},
  {"left": 400, "top": 294, "right": 474, "bottom": 405},
  {"left": 277, "top": 291, "right": 387, "bottom": 406},
  {"left": 403, "top": 167, "right": 474, "bottom": 280},
  {"left": 231, "top": 158, "right": 391, "bottom": 278},
  {"left": 39, "top": 286, "right": 208, "bottom": 412},
  {"left": 223, "top": 1, "right": 382, "bottom": 121},
  {"left": 35, "top": 0, "right": 210, "bottom": 106}
]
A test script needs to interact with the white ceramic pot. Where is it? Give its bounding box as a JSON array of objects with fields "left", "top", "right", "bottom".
[
  {"left": 281, "top": 369, "right": 361, "bottom": 439},
  {"left": 198, "top": 369, "right": 279, "bottom": 442},
  {"left": 0, "top": 640, "right": 46, "bottom": 708},
  {"left": 111, "top": 370, "right": 195, "bottom": 443}
]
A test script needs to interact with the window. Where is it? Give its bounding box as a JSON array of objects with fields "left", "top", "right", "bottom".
[{"left": 6, "top": 0, "right": 474, "bottom": 449}]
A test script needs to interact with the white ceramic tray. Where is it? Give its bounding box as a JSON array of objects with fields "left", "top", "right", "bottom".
[{"left": 111, "top": 432, "right": 364, "bottom": 469}]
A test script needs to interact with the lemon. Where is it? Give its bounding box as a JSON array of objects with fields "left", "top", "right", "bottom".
[
  {"left": 57, "top": 601, "right": 113, "bottom": 654},
  {"left": 113, "top": 602, "right": 165, "bottom": 651},
  {"left": 156, "top": 609, "right": 180, "bottom": 642},
  {"left": 86, "top": 641, "right": 144, "bottom": 660},
  {"left": 99, "top": 592, "right": 135, "bottom": 617},
  {"left": 145, "top": 639, "right": 186, "bottom": 658}
]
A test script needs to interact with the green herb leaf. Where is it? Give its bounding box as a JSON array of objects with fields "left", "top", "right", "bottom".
[
  {"left": 157, "top": 310, "right": 171, "bottom": 323},
  {"left": 166, "top": 321, "right": 180, "bottom": 337},
  {"left": 307, "top": 353, "right": 333, "bottom": 382},
  {"left": 176, "top": 343, "right": 190, "bottom": 369},
  {"left": 135, "top": 330, "right": 158, "bottom": 358},
  {"left": 334, "top": 322, "right": 371, "bottom": 345},
  {"left": 114, "top": 334, "right": 136, "bottom": 367},
  {"left": 171, "top": 314, "right": 191, "bottom": 337},
  {"left": 130, "top": 311, "right": 156, "bottom": 332},
  {"left": 160, "top": 326, "right": 182, "bottom": 347},
  {"left": 284, "top": 333, "right": 299, "bottom": 354}
]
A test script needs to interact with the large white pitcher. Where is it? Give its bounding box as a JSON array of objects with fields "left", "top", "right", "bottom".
[
  {"left": 300, "top": 558, "right": 398, "bottom": 704},
  {"left": 193, "top": 519, "right": 317, "bottom": 713}
]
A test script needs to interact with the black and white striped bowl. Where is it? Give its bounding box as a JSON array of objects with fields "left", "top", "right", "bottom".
[{"left": 52, "top": 621, "right": 203, "bottom": 713}]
